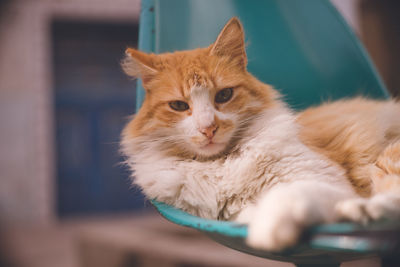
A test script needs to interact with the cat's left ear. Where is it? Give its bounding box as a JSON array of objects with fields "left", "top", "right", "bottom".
[
  {"left": 209, "top": 17, "right": 247, "bottom": 68},
  {"left": 122, "top": 48, "right": 158, "bottom": 85}
]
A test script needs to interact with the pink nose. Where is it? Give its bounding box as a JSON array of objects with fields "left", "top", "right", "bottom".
[{"left": 200, "top": 124, "right": 218, "bottom": 139}]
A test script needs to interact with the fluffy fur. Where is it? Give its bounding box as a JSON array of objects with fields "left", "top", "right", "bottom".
[{"left": 121, "top": 17, "right": 400, "bottom": 251}]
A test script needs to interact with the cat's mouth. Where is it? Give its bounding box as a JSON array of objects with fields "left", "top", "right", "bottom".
[{"left": 203, "top": 141, "right": 218, "bottom": 148}]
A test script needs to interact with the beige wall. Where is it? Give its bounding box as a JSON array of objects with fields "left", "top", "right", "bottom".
[{"left": 0, "top": 0, "right": 140, "bottom": 225}]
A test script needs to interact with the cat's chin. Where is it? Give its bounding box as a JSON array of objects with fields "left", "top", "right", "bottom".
[{"left": 195, "top": 142, "right": 227, "bottom": 158}]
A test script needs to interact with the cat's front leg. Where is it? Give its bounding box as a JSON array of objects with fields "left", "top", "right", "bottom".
[{"left": 247, "top": 180, "right": 355, "bottom": 251}]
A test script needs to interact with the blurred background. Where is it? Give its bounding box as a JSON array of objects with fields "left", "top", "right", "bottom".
[{"left": 0, "top": 0, "right": 398, "bottom": 267}]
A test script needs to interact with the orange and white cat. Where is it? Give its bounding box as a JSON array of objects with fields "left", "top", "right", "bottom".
[{"left": 121, "top": 18, "right": 400, "bottom": 251}]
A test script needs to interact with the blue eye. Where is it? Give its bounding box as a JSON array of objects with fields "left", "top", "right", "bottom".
[
  {"left": 169, "top": 101, "right": 189, "bottom": 111},
  {"left": 215, "top": 88, "right": 233, "bottom": 103}
]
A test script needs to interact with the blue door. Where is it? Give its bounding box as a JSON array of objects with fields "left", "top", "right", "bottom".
[{"left": 53, "top": 21, "right": 147, "bottom": 217}]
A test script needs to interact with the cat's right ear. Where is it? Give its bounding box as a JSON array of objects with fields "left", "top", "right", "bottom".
[
  {"left": 209, "top": 17, "right": 247, "bottom": 69},
  {"left": 122, "top": 48, "right": 158, "bottom": 85}
]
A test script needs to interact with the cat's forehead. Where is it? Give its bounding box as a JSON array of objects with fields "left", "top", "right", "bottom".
[
  {"left": 153, "top": 47, "right": 245, "bottom": 100},
  {"left": 158, "top": 49, "right": 218, "bottom": 93}
]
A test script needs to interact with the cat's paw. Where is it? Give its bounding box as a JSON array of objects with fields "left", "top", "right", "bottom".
[
  {"left": 335, "top": 194, "right": 400, "bottom": 224},
  {"left": 246, "top": 198, "right": 311, "bottom": 251},
  {"left": 334, "top": 198, "right": 370, "bottom": 224}
]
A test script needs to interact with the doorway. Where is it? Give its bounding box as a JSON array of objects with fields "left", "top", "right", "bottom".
[{"left": 52, "top": 21, "right": 146, "bottom": 217}]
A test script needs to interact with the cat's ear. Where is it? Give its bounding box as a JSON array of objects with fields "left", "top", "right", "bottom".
[
  {"left": 209, "top": 17, "right": 247, "bottom": 68},
  {"left": 122, "top": 48, "right": 158, "bottom": 85}
]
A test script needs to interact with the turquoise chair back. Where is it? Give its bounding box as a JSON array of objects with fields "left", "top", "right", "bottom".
[{"left": 136, "top": 0, "right": 388, "bottom": 111}]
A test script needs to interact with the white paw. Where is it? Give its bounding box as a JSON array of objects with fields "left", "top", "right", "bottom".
[
  {"left": 246, "top": 199, "right": 311, "bottom": 251},
  {"left": 335, "top": 194, "right": 400, "bottom": 224},
  {"left": 335, "top": 198, "right": 370, "bottom": 224}
]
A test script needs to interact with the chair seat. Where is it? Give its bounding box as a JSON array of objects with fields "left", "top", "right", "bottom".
[{"left": 152, "top": 201, "right": 400, "bottom": 266}]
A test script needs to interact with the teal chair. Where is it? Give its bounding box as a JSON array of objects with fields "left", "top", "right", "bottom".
[{"left": 135, "top": 0, "right": 400, "bottom": 266}]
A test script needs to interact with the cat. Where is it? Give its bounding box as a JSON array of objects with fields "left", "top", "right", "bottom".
[{"left": 120, "top": 17, "right": 400, "bottom": 251}]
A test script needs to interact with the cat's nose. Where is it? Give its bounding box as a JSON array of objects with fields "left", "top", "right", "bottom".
[{"left": 200, "top": 124, "right": 218, "bottom": 139}]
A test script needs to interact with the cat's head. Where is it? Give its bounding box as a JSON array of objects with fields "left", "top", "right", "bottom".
[{"left": 122, "top": 17, "right": 277, "bottom": 159}]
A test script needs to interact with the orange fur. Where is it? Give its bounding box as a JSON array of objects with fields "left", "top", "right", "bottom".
[
  {"left": 298, "top": 98, "right": 400, "bottom": 196},
  {"left": 370, "top": 141, "right": 400, "bottom": 194}
]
